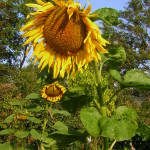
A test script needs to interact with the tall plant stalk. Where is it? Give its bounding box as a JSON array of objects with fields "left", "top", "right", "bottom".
[{"left": 93, "top": 60, "right": 109, "bottom": 150}]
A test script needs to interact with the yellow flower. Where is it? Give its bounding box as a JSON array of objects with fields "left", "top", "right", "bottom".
[
  {"left": 21, "top": 0, "right": 109, "bottom": 78},
  {"left": 41, "top": 82, "right": 66, "bottom": 102}
]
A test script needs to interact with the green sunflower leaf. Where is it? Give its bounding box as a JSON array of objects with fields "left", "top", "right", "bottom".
[
  {"left": 27, "top": 106, "right": 44, "bottom": 112},
  {"left": 0, "top": 142, "right": 13, "bottom": 150},
  {"left": 123, "top": 69, "right": 150, "bottom": 89},
  {"left": 25, "top": 93, "right": 40, "bottom": 100},
  {"left": 110, "top": 69, "right": 123, "bottom": 83},
  {"left": 91, "top": 8, "right": 119, "bottom": 25},
  {"left": 0, "top": 128, "right": 14, "bottom": 135},
  {"left": 30, "top": 129, "right": 42, "bottom": 140},
  {"left": 4, "top": 114, "right": 15, "bottom": 123},
  {"left": 28, "top": 117, "right": 42, "bottom": 123},
  {"left": 51, "top": 121, "right": 68, "bottom": 135},
  {"left": 106, "top": 46, "right": 126, "bottom": 68},
  {"left": 110, "top": 69, "right": 150, "bottom": 90},
  {"left": 99, "top": 106, "right": 138, "bottom": 141},
  {"left": 80, "top": 107, "right": 101, "bottom": 137},
  {"left": 136, "top": 122, "right": 150, "bottom": 141},
  {"left": 14, "top": 130, "right": 30, "bottom": 138},
  {"left": 51, "top": 108, "right": 71, "bottom": 116}
]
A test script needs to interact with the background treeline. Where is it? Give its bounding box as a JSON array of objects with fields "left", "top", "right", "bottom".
[{"left": 0, "top": 0, "right": 150, "bottom": 149}]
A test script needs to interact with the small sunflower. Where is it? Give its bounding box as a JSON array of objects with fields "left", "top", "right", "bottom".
[
  {"left": 21, "top": 0, "right": 109, "bottom": 78},
  {"left": 41, "top": 82, "right": 66, "bottom": 102}
]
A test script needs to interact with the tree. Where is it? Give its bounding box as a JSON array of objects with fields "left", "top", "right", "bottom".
[{"left": 102, "top": 0, "right": 150, "bottom": 71}]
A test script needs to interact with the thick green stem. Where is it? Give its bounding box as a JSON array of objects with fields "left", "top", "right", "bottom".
[
  {"left": 93, "top": 60, "right": 104, "bottom": 106},
  {"left": 93, "top": 60, "right": 108, "bottom": 150}
]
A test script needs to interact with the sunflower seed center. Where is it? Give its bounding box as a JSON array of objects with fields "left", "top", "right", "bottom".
[{"left": 44, "top": 7, "right": 87, "bottom": 55}]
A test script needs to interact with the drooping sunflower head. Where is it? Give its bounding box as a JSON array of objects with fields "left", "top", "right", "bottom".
[
  {"left": 21, "top": 0, "right": 109, "bottom": 79},
  {"left": 41, "top": 82, "right": 66, "bottom": 102}
]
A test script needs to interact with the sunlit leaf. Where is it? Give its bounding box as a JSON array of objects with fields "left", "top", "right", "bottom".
[
  {"left": 91, "top": 8, "right": 119, "bottom": 25},
  {"left": 68, "top": 86, "right": 85, "bottom": 94},
  {"left": 110, "top": 69, "right": 150, "bottom": 90},
  {"left": 28, "top": 117, "right": 42, "bottom": 123},
  {"left": 99, "top": 106, "right": 138, "bottom": 141},
  {"left": 110, "top": 70, "right": 123, "bottom": 83},
  {"left": 0, "top": 129, "right": 14, "bottom": 135},
  {"left": 80, "top": 107, "right": 101, "bottom": 137},
  {"left": 4, "top": 114, "right": 15, "bottom": 123},
  {"left": 14, "top": 131, "right": 30, "bottom": 138},
  {"left": 51, "top": 121, "right": 68, "bottom": 135},
  {"left": 30, "top": 129, "right": 42, "bottom": 140},
  {"left": 0, "top": 142, "right": 13, "bottom": 150},
  {"left": 25, "top": 93, "right": 40, "bottom": 100},
  {"left": 123, "top": 69, "right": 150, "bottom": 89}
]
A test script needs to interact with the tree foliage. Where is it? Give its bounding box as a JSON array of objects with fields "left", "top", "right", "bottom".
[{"left": 102, "top": 0, "right": 150, "bottom": 71}]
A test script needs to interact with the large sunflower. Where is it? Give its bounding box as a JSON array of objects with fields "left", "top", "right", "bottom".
[{"left": 21, "top": 0, "right": 109, "bottom": 78}]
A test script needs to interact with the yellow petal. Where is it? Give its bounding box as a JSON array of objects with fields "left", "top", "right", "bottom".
[
  {"left": 84, "top": 29, "right": 91, "bottom": 43},
  {"left": 20, "top": 17, "right": 45, "bottom": 32},
  {"left": 48, "top": 51, "right": 55, "bottom": 71},
  {"left": 60, "top": 56, "right": 71, "bottom": 78},
  {"left": 38, "top": 4, "right": 54, "bottom": 12},
  {"left": 84, "top": 1, "right": 91, "bottom": 14},
  {"left": 53, "top": 54, "right": 62, "bottom": 78},
  {"left": 97, "top": 34, "right": 110, "bottom": 46},
  {"left": 26, "top": 3, "right": 42, "bottom": 9},
  {"left": 22, "top": 25, "right": 44, "bottom": 38},
  {"left": 40, "top": 58, "right": 49, "bottom": 70},
  {"left": 67, "top": 6, "right": 74, "bottom": 19},
  {"left": 97, "top": 52, "right": 102, "bottom": 61},
  {"left": 92, "top": 39, "right": 108, "bottom": 53},
  {"left": 31, "top": 41, "right": 44, "bottom": 58},
  {"left": 23, "top": 31, "right": 42, "bottom": 46},
  {"left": 82, "top": 17, "right": 99, "bottom": 32},
  {"left": 36, "top": 0, "right": 45, "bottom": 5},
  {"left": 33, "top": 33, "right": 44, "bottom": 44},
  {"left": 38, "top": 51, "right": 49, "bottom": 68}
]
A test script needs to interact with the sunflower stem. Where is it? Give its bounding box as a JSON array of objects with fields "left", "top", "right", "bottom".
[
  {"left": 92, "top": 60, "right": 109, "bottom": 150},
  {"left": 42, "top": 103, "right": 48, "bottom": 134}
]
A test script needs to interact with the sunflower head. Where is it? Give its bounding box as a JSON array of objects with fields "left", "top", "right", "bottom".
[
  {"left": 21, "top": 0, "right": 109, "bottom": 79},
  {"left": 41, "top": 82, "right": 66, "bottom": 102}
]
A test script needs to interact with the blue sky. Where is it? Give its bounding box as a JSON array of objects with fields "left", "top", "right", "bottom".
[{"left": 80, "top": 0, "right": 129, "bottom": 12}]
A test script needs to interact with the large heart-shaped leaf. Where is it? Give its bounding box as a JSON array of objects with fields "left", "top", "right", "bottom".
[
  {"left": 99, "top": 106, "right": 138, "bottom": 141},
  {"left": 80, "top": 107, "right": 101, "bottom": 137},
  {"left": 123, "top": 69, "right": 150, "bottom": 89},
  {"left": 51, "top": 121, "right": 68, "bottom": 135},
  {"left": 110, "top": 69, "right": 150, "bottom": 90}
]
